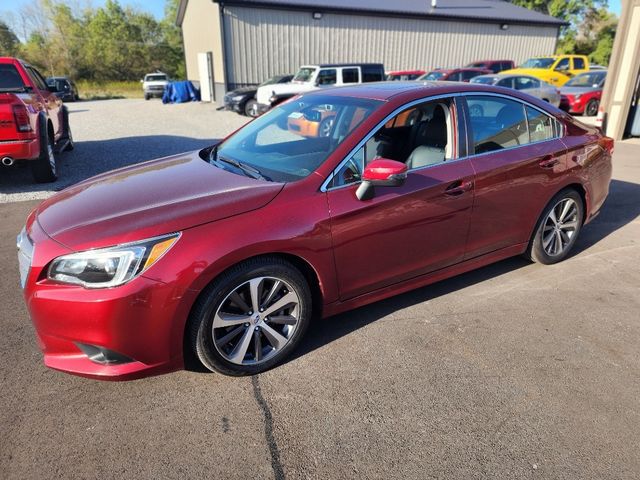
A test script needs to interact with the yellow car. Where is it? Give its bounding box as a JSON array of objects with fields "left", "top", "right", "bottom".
[{"left": 501, "top": 55, "right": 590, "bottom": 87}]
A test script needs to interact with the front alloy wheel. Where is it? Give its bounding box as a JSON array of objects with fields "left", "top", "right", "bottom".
[{"left": 189, "top": 257, "right": 311, "bottom": 376}]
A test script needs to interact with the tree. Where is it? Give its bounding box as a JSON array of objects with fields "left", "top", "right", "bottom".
[{"left": 0, "top": 21, "right": 20, "bottom": 56}]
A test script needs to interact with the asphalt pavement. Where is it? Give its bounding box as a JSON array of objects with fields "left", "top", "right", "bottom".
[{"left": 1, "top": 100, "right": 639, "bottom": 479}]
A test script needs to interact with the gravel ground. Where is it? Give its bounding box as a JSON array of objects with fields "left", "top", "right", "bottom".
[{"left": 0, "top": 99, "right": 249, "bottom": 203}]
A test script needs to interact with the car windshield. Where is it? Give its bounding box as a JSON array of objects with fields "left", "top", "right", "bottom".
[
  {"left": 419, "top": 71, "right": 445, "bottom": 81},
  {"left": 0, "top": 64, "right": 26, "bottom": 91},
  {"left": 292, "top": 67, "right": 316, "bottom": 83},
  {"left": 471, "top": 76, "right": 498, "bottom": 85},
  {"left": 260, "top": 76, "right": 285, "bottom": 87},
  {"left": 565, "top": 72, "right": 606, "bottom": 87},
  {"left": 146, "top": 75, "right": 167, "bottom": 81},
  {"left": 215, "top": 94, "right": 382, "bottom": 182},
  {"left": 520, "top": 58, "right": 555, "bottom": 69}
]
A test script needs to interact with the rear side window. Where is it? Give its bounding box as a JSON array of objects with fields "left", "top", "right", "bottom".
[
  {"left": 466, "top": 96, "right": 529, "bottom": 154},
  {"left": 515, "top": 77, "right": 539, "bottom": 90},
  {"left": 341, "top": 68, "right": 359, "bottom": 84},
  {"left": 362, "top": 65, "right": 384, "bottom": 82},
  {"left": 526, "top": 106, "right": 556, "bottom": 143},
  {"left": 447, "top": 72, "right": 462, "bottom": 81},
  {"left": 490, "top": 63, "right": 501, "bottom": 73},
  {"left": 573, "top": 58, "right": 585, "bottom": 70},
  {"left": 317, "top": 69, "right": 337, "bottom": 85},
  {"left": 497, "top": 78, "right": 514, "bottom": 88},
  {"left": 0, "top": 64, "right": 25, "bottom": 90},
  {"left": 26, "top": 66, "right": 48, "bottom": 91}
]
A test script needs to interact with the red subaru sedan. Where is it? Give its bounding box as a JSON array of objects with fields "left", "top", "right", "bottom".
[{"left": 18, "top": 82, "right": 613, "bottom": 380}]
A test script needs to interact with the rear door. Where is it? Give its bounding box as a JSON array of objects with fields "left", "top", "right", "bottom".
[
  {"left": 326, "top": 97, "right": 475, "bottom": 300},
  {"left": 462, "top": 94, "right": 567, "bottom": 259}
]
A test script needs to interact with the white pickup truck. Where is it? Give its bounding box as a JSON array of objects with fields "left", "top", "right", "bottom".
[{"left": 254, "top": 63, "right": 385, "bottom": 115}]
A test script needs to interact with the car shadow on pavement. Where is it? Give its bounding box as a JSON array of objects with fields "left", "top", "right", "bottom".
[
  {"left": 288, "top": 177, "right": 640, "bottom": 365},
  {"left": 0, "top": 135, "right": 217, "bottom": 197}
]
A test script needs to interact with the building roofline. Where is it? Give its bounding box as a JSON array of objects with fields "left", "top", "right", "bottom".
[
  {"left": 176, "top": 0, "right": 188, "bottom": 26},
  {"left": 213, "top": 0, "right": 569, "bottom": 27}
]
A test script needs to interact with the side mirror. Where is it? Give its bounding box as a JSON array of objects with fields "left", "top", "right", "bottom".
[{"left": 356, "top": 159, "right": 408, "bottom": 201}]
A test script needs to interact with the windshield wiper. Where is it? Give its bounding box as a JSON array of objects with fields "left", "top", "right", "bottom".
[{"left": 208, "top": 145, "right": 270, "bottom": 181}]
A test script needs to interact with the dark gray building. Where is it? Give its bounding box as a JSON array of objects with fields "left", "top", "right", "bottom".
[{"left": 177, "top": 0, "right": 565, "bottom": 102}]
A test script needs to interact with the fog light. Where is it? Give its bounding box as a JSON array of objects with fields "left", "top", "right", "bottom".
[{"left": 75, "top": 343, "right": 134, "bottom": 365}]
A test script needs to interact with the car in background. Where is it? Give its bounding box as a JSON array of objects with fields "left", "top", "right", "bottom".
[
  {"left": 589, "top": 65, "right": 607, "bottom": 71},
  {"left": 471, "top": 74, "right": 561, "bottom": 107},
  {"left": 142, "top": 72, "right": 169, "bottom": 100},
  {"left": 18, "top": 81, "right": 612, "bottom": 379},
  {"left": 255, "top": 63, "right": 385, "bottom": 115},
  {"left": 386, "top": 70, "right": 426, "bottom": 81},
  {"left": 465, "top": 60, "right": 514, "bottom": 73},
  {"left": 559, "top": 70, "right": 607, "bottom": 116},
  {"left": 46, "top": 76, "right": 79, "bottom": 102},
  {"left": 417, "top": 68, "right": 492, "bottom": 82},
  {"left": 501, "top": 55, "right": 590, "bottom": 87},
  {"left": 224, "top": 74, "right": 293, "bottom": 117},
  {"left": 1, "top": 57, "right": 73, "bottom": 183}
]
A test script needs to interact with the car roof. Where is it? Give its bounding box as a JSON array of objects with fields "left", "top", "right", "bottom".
[
  {"left": 388, "top": 70, "right": 426, "bottom": 75},
  {"left": 469, "top": 60, "right": 512, "bottom": 64},
  {"left": 301, "top": 63, "right": 384, "bottom": 68}
]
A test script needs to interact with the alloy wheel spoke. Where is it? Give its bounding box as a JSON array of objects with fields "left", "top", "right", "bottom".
[
  {"left": 213, "top": 312, "right": 249, "bottom": 328},
  {"left": 261, "top": 324, "right": 288, "bottom": 349},
  {"left": 558, "top": 200, "right": 573, "bottom": 223},
  {"left": 559, "top": 229, "right": 571, "bottom": 243},
  {"left": 216, "top": 324, "right": 245, "bottom": 347},
  {"left": 554, "top": 230, "right": 564, "bottom": 254},
  {"left": 229, "top": 291, "right": 251, "bottom": 313},
  {"left": 229, "top": 327, "right": 254, "bottom": 363},
  {"left": 548, "top": 208, "right": 558, "bottom": 226},
  {"left": 254, "top": 329, "right": 263, "bottom": 362},
  {"left": 543, "top": 231, "right": 555, "bottom": 249},
  {"left": 561, "top": 220, "right": 578, "bottom": 230},
  {"left": 267, "top": 315, "right": 297, "bottom": 326},
  {"left": 262, "top": 292, "right": 298, "bottom": 317},
  {"left": 261, "top": 280, "right": 282, "bottom": 310},
  {"left": 248, "top": 278, "right": 263, "bottom": 314}
]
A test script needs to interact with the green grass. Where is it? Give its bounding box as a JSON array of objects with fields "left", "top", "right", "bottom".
[{"left": 76, "top": 80, "right": 144, "bottom": 100}]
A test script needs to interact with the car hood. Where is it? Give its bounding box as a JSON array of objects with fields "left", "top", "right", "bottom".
[
  {"left": 560, "top": 86, "right": 599, "bottom": 95},
  {"left": 36, "top": 151, "right": 284, "bottom": 251},
  {"left": 228, "top": 86, "right": 257, "bottom": 96}
]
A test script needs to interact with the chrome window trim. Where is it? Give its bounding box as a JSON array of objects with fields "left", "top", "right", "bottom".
[{"left": 320, "top": 91, "right": 564, "bottom": 193}]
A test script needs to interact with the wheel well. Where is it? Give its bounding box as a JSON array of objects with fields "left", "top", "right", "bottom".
[
  {"left": 563, "top": 183, "right": 588, "bottom": 224},
  {"left": 181, "top": 252, "right": 324, "bottom": 366}
]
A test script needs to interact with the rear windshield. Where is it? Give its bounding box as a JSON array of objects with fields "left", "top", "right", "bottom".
[
  {"left": 0, "top": 64, "right": 26, "bottom": 91},
  {"left": 145, "top": 74, "right": 167, "bottom": 81}
]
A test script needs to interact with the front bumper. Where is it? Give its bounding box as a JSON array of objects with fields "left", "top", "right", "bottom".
[
  {"left": 20, "top": 217, "right": 194, "bottom": 380},
  {"left": 223, "top": 95, "right": 244, "bottom": 112}
]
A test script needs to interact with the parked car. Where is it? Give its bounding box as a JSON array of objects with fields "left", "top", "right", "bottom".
[
  {"left": 465, "top": 60, "right": 515, "bottom": 73},
  {"left": 471, "top": 74, "right": 561, "bottom": 107},
  {"left": 417, "top": 68, "right": 492, "bottom": 82},
  {"left": 142, "top": 72, "right": 169, "bottom": 100},
  {"left": 559, "top": 70, "right": 607, "bottom": 116},
  {"left": 1, "top": 57, "right": 73, "bottom": 183},
  {"left": 18, "top": 81, "right": 613, "bottom": 380},
  {"left": 46, "top": 76, "right": 79, "bottom": 102},
  {"left": 589, "top": 65, "right": 607, "bottom": 71},
  {"left": 224, "top": 74, "right": 293, "bottom": 117},
  {"left": 502, "top": 55, "right": 590, "bottom": 87},
  {"left": 386, "top": 70, "right": 426, "bottom": 81},
  {"left": 254, "top": 63, "right": 385, "bottom": 115}
]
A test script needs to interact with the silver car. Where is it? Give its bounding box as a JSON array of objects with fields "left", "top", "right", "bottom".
[{"left": 471, "top": 74, "right": 561, "bottom": 107}]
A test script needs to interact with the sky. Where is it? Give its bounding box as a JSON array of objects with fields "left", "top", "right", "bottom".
[{"left": 2, "top": 0, "right": 165, "bottom": 20}]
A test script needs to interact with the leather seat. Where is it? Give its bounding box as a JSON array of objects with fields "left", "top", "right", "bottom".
[{"left": 406, "top": 105, "right": 447, "bottom": 169}]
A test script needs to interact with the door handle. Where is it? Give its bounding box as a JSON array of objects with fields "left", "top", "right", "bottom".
[
  {"left": 444, "top": 179, "right": 473, "bottom": 196},
  {"left": 539, "top": 156, "right": 559, "bottom": 169}
]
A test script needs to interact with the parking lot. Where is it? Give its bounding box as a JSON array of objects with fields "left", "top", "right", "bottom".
[{"left": 1, "top": 99, "right": 639, "bottom": 479}]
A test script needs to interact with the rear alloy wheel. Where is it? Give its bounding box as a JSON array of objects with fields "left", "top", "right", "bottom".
[
  {"left": 585, "top": 99, "right": 599, "bottom": 117},
  {"left": 31, "top": 121, "right": 57, "bottom": 183},
  {"left": 189, "top": 258, "right": 311, "bottom": 376},
  {"left": 527, "top": 190, "right": 584, "bottom": 264}
]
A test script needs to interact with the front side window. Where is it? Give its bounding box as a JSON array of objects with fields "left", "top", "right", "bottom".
[
  {"left": 466, "top": 96, "right": 529, "bottom": 154},
  {"left": 329, "top": 99, "right": 456, "bottom": 188},
  {"left": 316, "top": 69, "right": 337, "bottom": 86},
  {"left": 216, "top": 94, "right": 381, "bottom": 183},
  {"left": 341, "top": 68, "right": 359, "bottom": 84},
  {"left": 555, "top": 58, "right": 570, "bottom": 71}
]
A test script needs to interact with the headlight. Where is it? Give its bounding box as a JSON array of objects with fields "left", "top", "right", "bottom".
[
  {"left": 47, "top": 233, "right": 180, "bottom": 289},
  {"left": 232, "top": 95, "right": 245, "bottom": 101}
]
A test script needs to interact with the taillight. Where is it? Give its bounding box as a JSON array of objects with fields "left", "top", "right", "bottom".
[{"left": 12, "top": 104, "right": 32, "bottom": 132}]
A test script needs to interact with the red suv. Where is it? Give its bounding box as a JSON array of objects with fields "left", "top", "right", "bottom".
[
  {"left": 466, "top": 60, "right": 515, "bottom": 73},
  {"left": 18, "top": 82, "right": 612, "bottom": 380}
]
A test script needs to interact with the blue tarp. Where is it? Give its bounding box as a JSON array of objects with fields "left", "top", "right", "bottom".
[{"left": 162, "top": 81, "right": 200, "bottom": 104}]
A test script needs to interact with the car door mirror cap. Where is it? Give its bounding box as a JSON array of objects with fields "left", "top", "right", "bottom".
[{"left": 356, "top": 159, "right": 408, "bottom": 201}]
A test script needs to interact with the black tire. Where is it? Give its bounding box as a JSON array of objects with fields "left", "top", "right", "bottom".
[
  {"left": 526, "top": 189, "right": 584, "bottom": 265},
  {"left": 31, "top": 118, "right": 57, "bottom": 183},
  {"left": 244, "top": 99, "right": 258, "bottom": 117},
  {"left": 144, "top": 93, "right": 150, "bottom": 100},
  {"left": 585, "top": 99, "right": 599, "bottom": 117},
  {"left": 188, "top": 257, "right": 312, "bottom": 376},
  {"left": 62, "top": 107, "right": 74, "bottom": 152}
]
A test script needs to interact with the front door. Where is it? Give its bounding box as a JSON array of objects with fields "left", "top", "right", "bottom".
[{"left": 326, "top": 97, "right": 475, "bottom": 300}]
